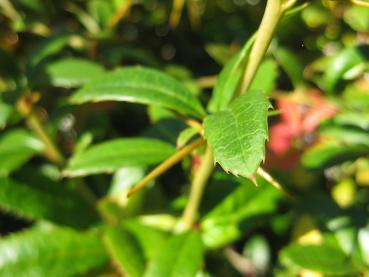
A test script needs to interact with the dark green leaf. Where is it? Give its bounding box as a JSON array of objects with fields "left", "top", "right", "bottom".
[
  {"left": 63, "top": 138, "right": 176, "bottom": 177},
  {"left": 0, "top": 224, "right": 108, "bottom": 276},
  {"left": 46, "top": 58, "right": 106, "bottom": 88},
  {"left": 0, "top": 129, "right": 44, "bottom": 176},
  {"left": 70, "top": 67, "right": 205, "bottom": 118},
  {"left": 0, "top": 177, "right": 98, "bottom": 228},
  {"left": 280, "top": 243, "right": 357, "bottom": 274},
  {"left": 204, "top": 90, "right": 269, "bottom": 177},
  {"left": 144, "top": 231, "right": 203, "bottom": 277},
  {"left": 103, "top": 225, "right": 146, "bottom": 277},
  {"left": 207, "top": 36, "right": 255, "bottom": 113}
]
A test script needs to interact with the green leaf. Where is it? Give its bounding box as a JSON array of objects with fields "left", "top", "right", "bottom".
[
  {"left": 144, "top": 231, "right": 203, "bottom": 277},
  {"left": 344, "top": 5, "right": 369, "bottom": 33},
  {"left": 249, "top": 59, "right": 278, "bottom": 94},
  {"left": 0, "top": 129, "right": 44, "bottom": 176},
  {"left": 302, "top": 142, "right": 369, "bottom": 169},
  {"left": 274, "top": 47, "right": 304, "bottom": 87},
  {"left": 280, "top": 243, "right": 357, "bottom": 275},
  {"left": 207, "top": 36, "right": 255, "bottom": 113},
  {"left": 46, "top": 58, "right": 106, "bottom": 88},
  {"left": 176, "top": 127, "right": 200, "bottom": 148},
  {"left": 205, "top": 43, "right": 234, "bottom": 65},
  {"left": 0, "top": 224, "right": 108, "bottom": 276},
  {"left": 70, "top": 66, "right": 205, "bottom": 118},
  {"left": 124, "top": 221, "right": 168, "bottom": 261},
  {"left": 103, "top": 225, "right": 146, "bottom": 277},
  {"left": 201, "top": 177, "right": 282, "bottom": 248},
  {"left": 0, "top": 101, "right": 12, "bottom": 130},
  {"left": 0, "top": 177, "right": 98, "bottom": 228},
  {"left": 204, "top": 90, "right": 269, "bottom": 178},
  {"left": 63, "top": 138, "right": 176, "bottom": 177},
  {"left": 324, "top": 45, "right": 369, "bottom": 94}
]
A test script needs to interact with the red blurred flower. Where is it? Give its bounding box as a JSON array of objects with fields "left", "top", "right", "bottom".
[{"left": 266, "top": 90, "right": 337, "bottom": 169}]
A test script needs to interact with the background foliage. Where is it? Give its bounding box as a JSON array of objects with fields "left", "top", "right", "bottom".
[{"left": 1, "top": 0, "right": 369, "bottom": 276}]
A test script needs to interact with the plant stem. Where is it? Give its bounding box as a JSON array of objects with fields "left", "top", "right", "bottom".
[
  {"left": 179, "top": 145, "right": 214, "bottom": 231},
  {"left": 239, "top": 0, "right": 283, "bottom": 94},
  {"left": 170, "top": 0, "right": 185, "bottom": 28},
  {"left": 128, "top": 138, "right": 205, "bottom": 197},
  {"left": 27, "top": 111, "right": 65, "bottom": 166}
]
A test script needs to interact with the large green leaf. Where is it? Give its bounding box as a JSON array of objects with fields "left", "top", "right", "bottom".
[
  {"left": 204, "top": 90, "right": 269, "bottom": 177},
  {"left": 0, "top": 224, "right": 108, "bottom": 277},
  {"left": 0, "top": 129, "right": 44, "bottom": 176},
  {"left": 280, "top": 243, "right": 357, "bottom": 275},
  {"left": 0, "top": 177, "right": 98, "bottom": 228},
  {"left": 103, "top": 225, "right": 146, "bottom": 277},
  {"left": 70, "top": 67, "right": 205, "bottom": 118},
  {"left": 63, "top": 138, "right": 176, "bottom": 177},
  {"left": 46, "top": 58, "right": 105, "bottom": 88},
  {"left": 207, "top": 36, "right": 255, "bottom": 113},
  {"left": 144, "top": 231, "right": 203, "bottom": 277},
  {"left": 201, "top": 177, "right": 282, "bottom": 248}
]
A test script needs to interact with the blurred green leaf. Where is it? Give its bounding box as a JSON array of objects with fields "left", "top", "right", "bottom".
[
  {"left": 46, "top": 58, "right": 106, "bottom": 88},
  {"left": 249, "top": 58, "right": 278, "bottom": 94},
  {"left": 205, "top": 90, "right": 269, "bottom": 178},
  {"left": 103, "top": 225, "right": 146, "bottom": 277},
  {"left": 207, "top": 36, "right": 254, "bottom": 113},
  {"left": 324, "top": 45, "right": 369, "bottom": 94},
  {"left": 205, "top": 43, "right": 233, "bottom": 65},
  {"left": 176, "top": 127, "right": 200, "bottom": 148},
  {"left": 280, "top": 243, "right": 357, "bottom": 275},
  {"left": 344, "top": 5, "right": 369, "bottom": 33},
  {"left": 0, "top": 101, "right": 12, "bottom": 129},
  {"left": 70, "top": 67, "right": 205, "bottom": 118},
  {"left": 274, "top": 47, "right": 304, "bottom": 87},
  {"left": 0, "top": 224, "right": 108, "bottom": 276},
  {"left": 144, "top": 231, "right": 203, "bottom": 277},
  {"left": 201, "top": 177, "right": 282, "bottom": 248},
  {"left": 0, "top": 129, "right": 44, "bottom": 176},
  {"left": 0, "top": 177, "right": 98, "bottom": 228},
  {"left": 63, "top": 138, "right": 176, "bottom": 177},
  {"left": 302, "top": 142, "right": 369, "bottom": 169}
]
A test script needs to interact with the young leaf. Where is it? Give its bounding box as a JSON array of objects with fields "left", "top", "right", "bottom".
[
  {"left": 274, "top": 47, "right": 304, "bottom": 88},
  {"left": 103, "top": 225, "right": 146, "bottom": 277},
  {"left": 204, "top": 90, "right": 269, "bottom": 178},
  {"left": 207, "top": 36, "right": 255, "bottom": 113},
  {"left": 63, "top": 138, "right": 176, "bottom": 177},
  {"left": 144, "top": 231, "right": 203, "bottom": 277},
  {"left": 46, "top": 58, "right": 106, "bottom": 88},
  {"left": 0, "top": 224, "right": 108, "bottom": 276},
  {"left": 280, "top": 243, "right": 357, "bottom": 275},
  {"left": 176, "top": 127, "right": 200, "bottom": 148},
  {"left": 70, "top": 66, "right": 206, "bottom": 118},
  {"left": 0, "top": 129, "right": 44, "bottom": 176},
  {"left": 0, "top": 177, "right": 98, "bottom": 228}
]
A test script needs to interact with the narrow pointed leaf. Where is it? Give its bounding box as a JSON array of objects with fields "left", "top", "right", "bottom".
[
  {"left": 0, "top": 177, "right": 98, "bottom": 228},
  {"left": 70, "top": 66, "right": 205, "bottom": 118},
  {"left": 144, "top": 231, "right": 203, "bottom": 277},
  {"left": 103, "top": 225, "right": 146, "bottom": 277},
  {"left": 204, "top": 90, "right": 269, "bottom": 177},
  {"left": 0, "top": 225, "right": 108, "bottom": 276},
  {"left": 46, "top": 58, "right": 105, "bottom": 88},
  {"left": 0, "top": 129, "right": 44, "bottom": 176},
  {"left": 63, "top": 138, "right": 176, "bottom": 177},
  {"left": 208, "top": 36, "right": 255, "bottom": 113},
  {"left": 176, "top": 127, "right": 200, "bottom": 148},
  {"left": 249, "top": 59, "right": 278, "bottom": 94}
]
